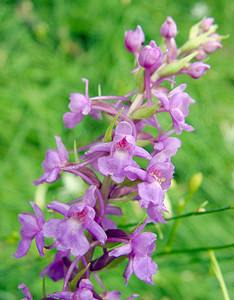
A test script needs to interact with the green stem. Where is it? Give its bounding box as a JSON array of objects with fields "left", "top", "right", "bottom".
[
  {"left": 42, "top": 277, "right": 46, "bottom": 298},
  {"left": 101, "top": 176, "right": 112, "bottom": 204},
  {"left": 120, "top": 205, "right": 234, "bottom": 229},
  {"left": 167, "top": 205, "right": 234, "bottom": 221},
  {"left": 109, "top": 192, "right": 138, "bottom": 203},
  {"left": 156, "top": 243, "right": 234, "bottom": 257},
  {"left": 165, "top": 192, "right": 192, "bottom": 250},
  {"left": 208, "top": 250, "right": 231, "bottom": 300}
]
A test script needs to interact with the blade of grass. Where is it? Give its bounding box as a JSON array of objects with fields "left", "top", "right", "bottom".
[{"left": 208, "top": 250, "right": 231, "bottom": 300}]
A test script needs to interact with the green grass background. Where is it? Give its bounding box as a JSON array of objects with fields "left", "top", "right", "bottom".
[{"left": 0, "top": 0, "right": 233, "bottom": 299}]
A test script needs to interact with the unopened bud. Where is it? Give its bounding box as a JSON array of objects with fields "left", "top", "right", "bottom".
[
  {"left": 200, "top": 17, "right": 214, "bottom": 32},
  {"left": 138, "top": 41, "right": 162, "bottom": 70},
  {"left": 160, "top": 16, "right": 177, "bottom": 38},
  {"left": 189, "top": 172, "right": 203, "bottom": 193},
  {"left": 185, "top": 62, "right": 210, "bottom": 79},
  {"left": 203, "top": 40, "right": 222, "bottom": 53},
  {"left": 125, "top": 25, "right": 145, "bottom": 53},
  {"left": 196, "top": 49, "right": 207, "bottom": 60}
]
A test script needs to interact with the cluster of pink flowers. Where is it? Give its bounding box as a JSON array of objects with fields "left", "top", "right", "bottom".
[{"left": 16, "top": 16, "right": 224, "bottom": 299}]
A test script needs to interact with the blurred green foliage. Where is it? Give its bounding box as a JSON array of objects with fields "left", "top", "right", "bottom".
[{"left": 0, "top": 0, "right": 233, "bottom": 299}]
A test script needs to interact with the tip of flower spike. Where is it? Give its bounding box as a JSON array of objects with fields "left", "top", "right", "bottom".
[{"left": 160, "top": 16, "right": 177, "bottom": 38}]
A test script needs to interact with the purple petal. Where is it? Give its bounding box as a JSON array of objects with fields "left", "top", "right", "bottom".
[
  {"left": 41, "top": 251, "right": 69, "bottom": 281},
  {"left": 106, "top": 205, "right": 122, "bottom": 216},
  {"left": 111, "top": 175, "right": 126, "bottom": 184},
  {"left": 30, "top": 202, "right": 44, "bottom": 227},
  {"left": 106, "top": 229, "right": 129, "bottom": 240},
  {"left": 115, "top": 121, "right": 133, "bottom": 137},
  {"left": 47, "top": 201, "right": 70, "bottom": 216},
  {"left": 102, "top": 217, "right": 117, "bottom": 230},
  {"left": 125, "top": 166, "right": 147, "bottom": 181},
  {"left": 57, "top": 219, "right": 90, "bottom": 256},
  {"left": 125, "top": 25, "right": 145, "bottom": 53},
  {"left": 154, "top": 137, "right": 181, "bottom": 158},
  {"left": 170, "top": 92, "right": 194, "bottom": 117},
  {"left": 147, "top": 203, "right": 166, "bottom": 223},
  {"left": 35, "top": 231, "right": 44, "bottom": 256},
  {"left": 153, "top": 90, "right": 170, "bottom": 109},
  {"left": 49, "top": 291, "right": 73, "bottom": 300},
  {"left": 79, "top": 278, "right": 93, "bottom": 290},
  {"left": 43, "top": 218, "right": 61, "bottom": 238},
  {"left": 63, "top": 112, "right": 83, "bottom": 128},
  {"left": 109, "top": 243, "right": 132, "bottom": 257},
  {"left": 18, "top": 283, "right": 32, "bottom": 300},
  {"left": 138, "top": 182, "right": 164, "bottom": 208},
  {"left": 90, "top": 251, "right": 115, "bottom": 271},
  {"left": 85, "top": 220, "right": 107, "bottom": 245},
  {"left": 183, "top": 123, "right": 194, "bottom": 132},
  {"left": 55, "top": 136, "right": 68, "bottom": 162},
  {"left": 67, "top": 203, "right": 89, "bottom": 218},
  {"left": 45, "top": 168, "right": 61, "bottom": 183},
  {"left": 42, "top": 150, "right": 60, "bottom": 171},
  {"left": 77, "top": 289, "right": 94, "bottom": 300},
  {"left": 69, "top": 93, "right": 90, "bottom": 113},
  {"left": 15, "top": 239, "right": 32, "bottom": 258},
  {"left": 104, "top": 291, "right": 121, "bottom": 300},
  {"left": 169, "top": 84, "right": 186, "bottom": 97},
  {"left": 87, "top": 142, "right": 112, "bottom": 155},
  {"left": 83, "top": 185, "right": 97, "bottom": 207},
  {"left": 147, "top": 161, "right": 174, "bottom": 190},
  {"left": 19, "top": 213, "right": 39, "bottom": 238},
  {"left": 134, "top": 146, "right": 151, "bottom": 160},
  {"left": 34, "top": 173, "right": 48, "bottom": 185},
  {"left": 124, "top": 258, "right": 134, "bottom": 283},
  {"left": 133, "top": 255, "right": 157, "bottom": 284},
  {"left": 171, "top": 108, "right": 184, "bottom": 123},
  {"left": 99, "top": 151, "right": 138, "bottom": 183},
  {"left": 41, "top": 261, "right": 64, "bottom": 281},
  {"left": 132, "top": 232, "right": 156, "bottom": 256}
]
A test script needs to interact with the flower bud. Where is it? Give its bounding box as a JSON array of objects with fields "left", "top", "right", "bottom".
[
  {"left": 203, "top": 39, "right": 222, "bottom": 53},
  {"left": 200, "top": 17, "right": 214, "bottom": 32},
  {"left": 185, "top": 62, "right": 210, "bottom": 79},
  {"left": 160, "top": 16, "right": 177, "bottom": 38},
  {"left": 124, "top": 25, "right": 145, "bottom": 53},
  {"left": 138, "top": 41, "right": 162, "bottom": 70},
  {"left": 188, "top": 172, "right": 203, "bottom": 194},
  {"left": 196, "top": 49, "right": 207, "bottom": 60}
]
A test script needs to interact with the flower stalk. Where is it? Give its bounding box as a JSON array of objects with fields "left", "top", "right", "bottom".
[{"left": 15, "top": 16, "right": 226, "bottom": 299}]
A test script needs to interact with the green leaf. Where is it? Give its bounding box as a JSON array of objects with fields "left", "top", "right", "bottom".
[
  {"left": 103, "top": 112, "right": 121, "bottom": 142},
  {"left": 131, "top": 104, "right": 158, "bottom": 120},
  {"left": 156, "top": 52, "right": 197, "bottom": 78},
  {"left": 180, "top": 25, "right": 218, "bottom": 53},
  {"left": 136, "top": 139, "right": 152, "bottom": 147},
  {"left": 70, "top": 263, "right": 90, "bottom": 291},
  {"left": 73, "top": 140, "right": 80, "bottom": 162},
  {"left": 134, "top": 67, "right": 144, "bottom": 92},
  {"left": 189, "top": 21, "right": 202, "bottom": 39}
]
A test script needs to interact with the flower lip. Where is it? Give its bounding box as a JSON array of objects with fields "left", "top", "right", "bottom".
[
  {"left": 72, "top": 209, "right": 88, "bottom": 222},
  {"left": 148, "top": 167, "right": 166, "bottom": 184},
  {"left": 115, "top": 137, "right": 132, "bottom": 152}
]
